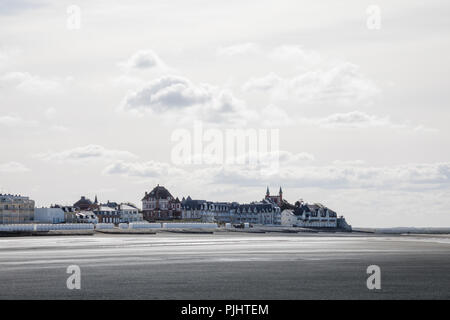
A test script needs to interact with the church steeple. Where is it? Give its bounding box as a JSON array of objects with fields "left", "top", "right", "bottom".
[
  {"left": 266, "top": 186, "right": 270, "bottom": 197},
  {"left": 279, "top": 187, "right": 282, "bottom": 195},
  {"left": 94, "top": 195, "right": 98, "bottom": 204}
]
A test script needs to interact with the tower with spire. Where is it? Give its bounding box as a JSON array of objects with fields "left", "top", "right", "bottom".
[{"left": 265, "top": 186, "right": 283, "bottom": 205}]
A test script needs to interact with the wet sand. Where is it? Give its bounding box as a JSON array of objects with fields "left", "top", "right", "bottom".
[{"left": 0, "top": 233, "right": 448, "bottom": 299}]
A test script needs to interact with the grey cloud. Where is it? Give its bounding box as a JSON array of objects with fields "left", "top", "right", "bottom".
[
  {"left": 122, "top": 75, "right": 211, "bottom": 112},
  {"left": 35, "top": 145, "right": 137, "bottom": 163}
]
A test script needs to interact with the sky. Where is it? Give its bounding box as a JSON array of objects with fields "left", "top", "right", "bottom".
[{"left": 0, "top": 0, "right": 449, "bottom": 227}]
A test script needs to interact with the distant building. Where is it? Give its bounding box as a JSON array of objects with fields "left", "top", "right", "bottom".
[
  {"left": 265, "top": 186, "right": 283, "bottom": 206},
  {"left": 35, "top": 207, "right": 65, "bottom": 224},
  {"left": 211, "top": 202, "right": 235, "bottom": 223},
  {"left": 281, "top": 209, "right": 298, "bottom": 226},
  {"left": 51, "top": 205, "right": 77, "bottom": 223},
  {"left": 73, "top": 196, "right": 94, "bottom": 211},
  {"left": 0, "top": 194, "right": 35, "bottom": 224},
  {"left": 281, "top": 202, "right": 338, "bottom": 228},
  {"left": 181, "top": 197, "right": 242, "bottom": 223},
  {"left": 142, "top": 185, "right": 181, "bottom": 221},
  {"left": 75, "top": 211, "right": 98, "bottom": 224},
  {"left": 234, "top": 199, "right": 281, "bottom": 225},
  {"left": 70, "top": 195, "right": 144, "bottom": 225},
  {"left": 92, "top": 205, "right": 120, "bottom": 224},
  {"left": 92, "top": 199, "right": 143, "bottom": 224},
  {"left": 181, "top": 197, "right": 208, "bottom": 220},
  {"left": 118, "top": 203, "right": 142, "bottom": 223}
]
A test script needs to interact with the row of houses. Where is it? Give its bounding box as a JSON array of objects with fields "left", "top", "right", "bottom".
[
  {"left": 0, "top": 193, "right": 142, "bottom": 225},
  {"left": 141, "top": 185, "right": 282, "bottom": 225},
  {"left": 141, "top": 185, "right": 350, "bottom": 229},
  {"left": 0, "top": 186, "right": 349, "bottom": 229},
  {"left": 52, "top": 197, "right": 143, "bottom": 224}
]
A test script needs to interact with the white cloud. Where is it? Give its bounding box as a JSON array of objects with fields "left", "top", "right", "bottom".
[
  {"left": 119, "top": 50, "right": 167, "bottom": 71},
  {"left": 0, "top": 46, "right": 21, "bottom": 70},
  {"left": 209, "top": 161, "right": 450, "bottom": 191},
  {"left": 122, "top": 75, "right": 211, "bottom": 112},
  {"left": 242, "top": 72, "right": 282, "bottom": 92},
  {"left": 332, "top": 160, "right": 365, "bottom": 166},
  {"left": 0, "top": 71, "right": 63, "bottom": 94},
  {"left": 120, "top": 75, "right": 256, "bottom": 125},
  {"left": 35, "top": 144, "right": 137, "bottom": 163},
  {"left": 0, "top": 161, "right": 30, "bottom": 173},
  {"left": 296, "top": 111, "right": 435, "bottom": 131},
  {"left": 217, "top": 43, "right": 261, "bottom": 56},
  {"left": 225, "top": 150, "right": 314, "bottom": 169},
  {"left": 259, "top": 104, "right": 293, "bottom": 127},
  {"left": 103, "top": 160, "right": 184, "bottom": 178},
  {"left": 278, "top": 151, "right": 315, "bottom": 162},
  {"left": 268, "top": 45, "right": 321, "bottom": 66},
  {"left": 413, "top": 124, "right": 438, "bottom": 133},
  {"left": 0, "top": 114, "right": 37, "bottom": 127},
  {"left": 243, "top": 62, "right": 379, "bottom": 107},
  {"left": 102, "top": 150, "right": 314, "bottom": 180},
  {"left": 316, "top": 111, "right": 394, "bottom": 128},
  {"left": 111, "top": 74, "right": 145, "bottom": 88}
]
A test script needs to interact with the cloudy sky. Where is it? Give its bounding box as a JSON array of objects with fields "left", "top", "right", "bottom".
[{"left": 1, "top": 0, "right": 449, "bottom": 227}]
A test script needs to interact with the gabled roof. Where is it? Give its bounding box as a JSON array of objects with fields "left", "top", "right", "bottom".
[
  {"left": 73, "top": 196, "right": 92, "bottom": 208},
  {"left": 181, "top": 198, "right": 207, "bottom": 210},
  {"left": 119, "top": 204, "right": 138, "bottom": 211},
  {"left": 142, "top": 185, "right": 174, "bottom": 201}
]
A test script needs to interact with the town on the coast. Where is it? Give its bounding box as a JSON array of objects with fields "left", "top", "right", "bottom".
[{"left": 0, "top": 185, "right": 351, "bottom": 233}]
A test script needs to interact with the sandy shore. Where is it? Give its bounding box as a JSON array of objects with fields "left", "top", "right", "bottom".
[{"left": 0, "top": 232, "right": 449, "bottom": 299}]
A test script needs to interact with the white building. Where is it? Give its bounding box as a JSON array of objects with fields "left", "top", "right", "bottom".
[
  {"left": 93, "top": 205, "right": 120, "bottom": 224},
  {"left": 283, "top": 203, "right": 338, "bottom": 228},
  {"left": 75, "top": 211, "right": 98, "bottom": 224},
  {"left": 281, "top": 209, "right": 298, "bottom": 226},
  {"left": 34, "top": 207, "right": 65, "bottom": 224},
  {"left": 118, "top": 203, "right": 143, "bottom": 223}
]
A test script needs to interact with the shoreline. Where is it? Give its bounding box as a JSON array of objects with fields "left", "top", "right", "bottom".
[{"left": 1, "top": 226, "right": 450, "bottom": 238}]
